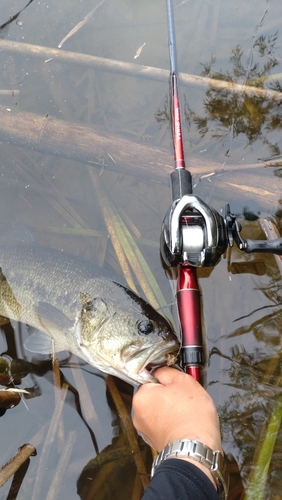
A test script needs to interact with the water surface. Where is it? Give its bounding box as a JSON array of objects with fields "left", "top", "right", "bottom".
[{"left": 0, "top": 0, "right": 282, "bottom": 498}]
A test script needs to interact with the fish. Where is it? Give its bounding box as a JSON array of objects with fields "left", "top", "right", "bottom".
[{"left": 0, "top": 225, "right": 179, "bottom": 385}]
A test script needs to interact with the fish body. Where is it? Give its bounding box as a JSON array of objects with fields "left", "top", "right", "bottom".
[{"left": 0, "top": 237, "right": 179, "bottom": 385}]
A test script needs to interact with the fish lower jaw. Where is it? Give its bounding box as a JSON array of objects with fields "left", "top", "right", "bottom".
[
  {"left": 127, "top": 348, "right": 180, "bottom": 384},
  {"left": 76, "top": 340, "right": 180, "bottom": 385},
  {"left": 136, "top": 368, "right": 158, "bottom": 384},
  {"left": 74, "top": 347, "right": 153, "bottom": 385}
]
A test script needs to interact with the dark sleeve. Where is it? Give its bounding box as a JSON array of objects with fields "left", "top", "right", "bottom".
[{"left": 142, "top": 459, "right": 220, "bottom": 500}]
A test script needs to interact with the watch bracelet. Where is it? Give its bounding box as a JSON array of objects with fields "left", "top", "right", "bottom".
[{"left": 151, "top": 439, "right": 229, "bottom": 500}]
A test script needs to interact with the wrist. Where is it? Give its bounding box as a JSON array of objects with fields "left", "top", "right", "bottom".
[
  {"left": 151, "top": 439, "right": 229, "bottom": 500},
  {"left": 171, "top": 457, "right": 218, "bottom": 490},
  {"left": 163, "top": 430, "right": 222, "bottom": 456}
]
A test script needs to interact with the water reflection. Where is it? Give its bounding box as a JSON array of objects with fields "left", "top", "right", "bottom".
[
  {"left": 156, "top": 34, "right": 282, "bottom": 159},
  {"left": 0, "top": 0, "right": 282, "bottom": 498},
  {"left": 0, "top": 329, "right": 151, "bottom": 498},
  {"left": 186, "top": 35, "right": 282, "bottom": 155},
  {"left": 209, "top": 263, "right": 282, "bottom": 499}
]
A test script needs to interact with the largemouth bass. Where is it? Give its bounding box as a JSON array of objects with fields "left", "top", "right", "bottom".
[{"left": 0, "top": 232, "right": 179, "bottom": 385}]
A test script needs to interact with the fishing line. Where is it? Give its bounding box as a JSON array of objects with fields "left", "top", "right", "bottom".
[{"left": 166, "top": 0, "right": 178, "bottom": 74}]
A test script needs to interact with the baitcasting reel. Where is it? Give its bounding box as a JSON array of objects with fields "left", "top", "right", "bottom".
[{"left": 160, "top": 170, "right": 282, "bottom": 269}]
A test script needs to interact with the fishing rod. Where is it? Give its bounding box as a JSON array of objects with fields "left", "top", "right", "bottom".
[
  {"left": 162, "top": 0, "right": 206, "bottom": 383},
  {"left": 161, "top": 0, "right": 282, "bottom": 384}
]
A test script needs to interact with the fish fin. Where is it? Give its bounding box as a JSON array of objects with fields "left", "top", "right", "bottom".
[
  {"left": 24, "top": 331, "right": 60, "bottom": 354},
  {"left": 2, "top": 220, "right": 36, "bottom": 244},
  {"left": 34, "top": 302, "right": 73, "bottom": 333}
]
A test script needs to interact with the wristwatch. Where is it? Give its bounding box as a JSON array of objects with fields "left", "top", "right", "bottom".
[{"left": 151, "top": 439, "right": 229, "bottom": 500}]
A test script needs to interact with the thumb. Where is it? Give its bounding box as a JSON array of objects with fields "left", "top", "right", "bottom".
[{"left": 151, "top": 366, "right": 186, "bottom": 385}]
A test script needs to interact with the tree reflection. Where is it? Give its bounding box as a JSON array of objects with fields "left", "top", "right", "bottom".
[
  {"left": 185, "top": 34, "right": 282, "bottom": 154},
  {"left": 213, "top": 271, "right": 282, "bottom": 499},
  {"left": 156, "top": 33, "right": 282, "bottom": 157}
]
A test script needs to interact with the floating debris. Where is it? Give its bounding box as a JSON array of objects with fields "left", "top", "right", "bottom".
[{"left": 133, "top": 42, "right": 146, "bottom": 59}]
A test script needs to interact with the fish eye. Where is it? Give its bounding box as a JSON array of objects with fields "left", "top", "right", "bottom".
[{"left": 138, "top": 320, "right": 154, "bottom": 335}]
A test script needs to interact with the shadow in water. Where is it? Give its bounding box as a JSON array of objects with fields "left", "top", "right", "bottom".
[{"left": 77, "top": 378, "right": 151, "bottom": 500}]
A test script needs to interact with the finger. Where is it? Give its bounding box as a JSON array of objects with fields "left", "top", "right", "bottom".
[
  {"left": 132, "top": 382, "right": 157, "bottom": 410},
  {"left": 151, "top": 365, "right": 188, "bottom": 385},
  {"left": 138, "top": 432, "right": 153, "bottom": 448}
]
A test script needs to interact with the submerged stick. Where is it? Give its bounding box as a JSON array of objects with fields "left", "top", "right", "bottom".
[
  {"left": 0, "top": 90, "right": 19, "bottom": 95},
  {"left": 0, "top": 106, "right": 174, "bottom": 182},
  {"left": 0, "top": 389, "right": 21, "bottom": 409},
  {"left": 0, "top": 444, "right": 36, "bottom": 487},
  {"left": 106, "top": 376, "right": 150, "bottom": 488},
  {"left": 31, "top": 383, "right": 68, "bottom": 500},
  {"left": 58, "top": 0, "right": 106, "bottom": 48},
  {"left": 1, "top": 39, "right": 281, "bottom": 100},
  {"left": 0, "top": 107, "right": 280, "bottom": 210},
  {"left": 45, "top": 431, "right": 76, "bottom": 500}
]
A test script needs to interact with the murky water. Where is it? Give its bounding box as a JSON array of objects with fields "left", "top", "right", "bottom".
[{"left": 0, "top": 0, "right": 282, "bottom": 499}]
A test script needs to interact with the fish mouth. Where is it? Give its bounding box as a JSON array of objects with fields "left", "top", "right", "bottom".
[{"left": 123, "top": 341, "right": 180, "bottom": 383}]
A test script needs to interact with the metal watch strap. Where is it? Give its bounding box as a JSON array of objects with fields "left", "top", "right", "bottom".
[{"left": 151, "top": 439, "right": 229, "bottom": 500}]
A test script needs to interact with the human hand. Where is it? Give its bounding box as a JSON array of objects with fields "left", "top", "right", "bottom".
[{"left": 132, "top": 366, "right": 222, "bottom": 454}]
